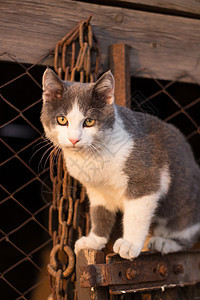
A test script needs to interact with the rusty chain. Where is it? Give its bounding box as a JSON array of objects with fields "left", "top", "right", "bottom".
[{"left": 47, "top": 16, "right": 101, "bottom": 299}]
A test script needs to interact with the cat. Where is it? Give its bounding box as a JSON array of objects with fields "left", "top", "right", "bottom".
[{"left": 41, "top": 67, "right": 200, "bottom": 260}]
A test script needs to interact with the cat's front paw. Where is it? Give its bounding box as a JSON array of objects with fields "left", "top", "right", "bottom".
[
  {"left": 74, "top": 233, "right": 107, "bottom": 254},
  {"left": 113, "top": 238, "right": 142, "bottom": 260},
  {"left": 148, "top": 237, "right": 182, "bottom": 254}
]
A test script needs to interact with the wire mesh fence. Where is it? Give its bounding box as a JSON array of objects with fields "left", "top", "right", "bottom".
[
  {"left": 0, "top": 53, "right": 52, "bottom": 299},
  {"left": 131, "top": 72, "right": 200, "bottom": 165},
  {"left": 0, "top": 50, "right": 200, "bottom": 299}
]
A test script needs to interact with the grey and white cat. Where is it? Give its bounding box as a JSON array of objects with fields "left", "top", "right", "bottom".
[{"left": 41, "top": 68, "right": 200, "bottom": 260}]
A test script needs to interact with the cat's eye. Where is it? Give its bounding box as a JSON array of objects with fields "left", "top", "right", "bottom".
[
  {"left": 83, "top": 118, "right": 95, "bottom": 127},
  {"left": 57, "top": 116, "right": 68, "bottom": 126}
]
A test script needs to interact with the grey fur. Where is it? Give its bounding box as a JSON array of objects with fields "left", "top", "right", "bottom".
[
  {"left": 41, "top": 68, "right": 115, "bottom": 133},
  {"left": 117, "top": 105, "right": 200, "bottom": 235},
  {"left": 41, "top": 68, "right": 200, "bottom": 254},
  {"left": 90, "top": 206, "right": 116, "bottom": 239}
]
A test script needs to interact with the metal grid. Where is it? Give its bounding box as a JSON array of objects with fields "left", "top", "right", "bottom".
[
  {"left": 0, "top": 53, "right": 53, "bottom": 300},
  {"left": 0, "top": 54, "right": 200, "bottom": 299},
  {"left": 131, "top": 72, "right": 200, "bottom": 165}
]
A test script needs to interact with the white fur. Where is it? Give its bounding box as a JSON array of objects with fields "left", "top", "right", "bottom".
[
  {"left": 159, "top": 165, "right": 171, "bottom": 196},
  {"left": 149, "top": 216, "right": 200, "bottom": 254},
  {"left": 113, "top": 238, "right": 142, "bottom": 259},
  {"left": 86, "top": 185, "right": 125, "bottom": 213},
  {"left": 170, "top": 223, "right": 200, "bottom": 240},
  {"left": 148, "top": 237, "right": 182, "bottom": 254},
  {"left": 74, "top": 232, "right": 107, "bottom": 254},
  {"left": 153, "top": 218, "right": 200, "bottom": 241},
  {"left": 113, "top": 194, "right": 159, "bottom": 259},
  {"left": 113, "top": 166, "right": 171, "bottom": 259},
  {"left": 64, "top": 107, "right": 133, "bottom": 197},
  {"left": 65, "top": 101, "right": 84, "bottom": 141},
  {"left": 56, "top": 101, "right": 97, "bottom": 148}
]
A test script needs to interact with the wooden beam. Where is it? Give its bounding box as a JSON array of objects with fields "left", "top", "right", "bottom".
[
  {"left": 1, "top": 0, "right": 200, "bottom": 83},
  {"left": 109, "top": 44, "right": 131, "bottom": 107},
  {"left": 114, "top": 0, "right": 200, "bottom": 17}
]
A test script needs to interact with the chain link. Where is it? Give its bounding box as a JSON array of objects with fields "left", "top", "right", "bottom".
[{"left": 47, "top": 16, "right": 101, "bottom": 299}]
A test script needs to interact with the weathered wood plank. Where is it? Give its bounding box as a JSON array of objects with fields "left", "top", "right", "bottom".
[
  {"left": 114, "top": 0, "right": 200, "bottom": 16},
  {"left": 110, "top": 44, "right": 131, "bottom": 107},
  {"left": 1, "top": 0, "right": 200, "bottom": 83}
]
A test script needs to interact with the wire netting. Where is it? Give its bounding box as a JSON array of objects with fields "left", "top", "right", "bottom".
[
  {"left": 0, "top": 53, "right": 53, "bottom": 300},
  {"left": 131, "top": 71, "right": 200, "bottom": 165},
  {"left": 0, "top": 52, "right": 200, "bottom": 300}
]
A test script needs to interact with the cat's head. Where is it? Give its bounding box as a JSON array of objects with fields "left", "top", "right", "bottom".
[{"left": 41, "top": 68, "right": 115, "bottom": 150}]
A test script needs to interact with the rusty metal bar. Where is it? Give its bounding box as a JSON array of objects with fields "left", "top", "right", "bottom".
[
  {"left": 79, "top": 250, "right": 200, "bottom": 294},
  {"left": 76, "top": 249, "right": 109, "bottom": 300},
  {"left": 109, "top": 44, "right": 131, "bottom": 108}
]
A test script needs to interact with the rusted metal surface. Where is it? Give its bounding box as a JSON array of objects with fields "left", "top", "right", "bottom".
[
  {"left": 109, "top": 44, "right": 131, "bottom": 108},
  {"left": 47, "top": 244, "right": 75, "bottom": 278},
  {"left": 47, "top": 17, "right": 101, "bottom": 299},
  {"left": 76, "top": 249, "right": 108, "bottom": 300},
  {"left": 54, "top": 15, "right": 100, "bottom": 82},
  {"left": 79, "top": 250, "right": 200, "bottom": 294},
  {"left": 126, "top": 267, "right": 138, "bottom": 280}
]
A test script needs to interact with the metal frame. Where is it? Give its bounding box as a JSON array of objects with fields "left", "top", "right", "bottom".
[{"left": 78, "top": 249, "right": 200, "bottom": 297}]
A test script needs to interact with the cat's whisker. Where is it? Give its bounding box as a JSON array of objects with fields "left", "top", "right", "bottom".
[
  {"left": 38, "top": 144, "right": 55, "bottom": 172},
  {"left": 90, "top": 146, "right": 106, "bottom": 168},
  {"left": 90, "top": 144, "right": 103, "bottom": 158},
  {"left": 92, "top": 141, "right": 111, "bottom": 159},
  {"left": 29, "top": 138, "right": 53, "bottom": 172},
  {"left": 51, "top": 146, "right": 61, "bottom": 170},
  {"left": 88, "top": 143, "right": 110, "bottom": 169},
  {"left": 53, "top": 146, "right": 61, "bottom": 165},
  {"left": 32, "top": 139, "right": 48, "bottom": 151},
  {"left": 31, "top": 137, "right": 50, "bottom": 153},
  {"left": 88, "top": 144, "right": 98, "bottom": 158},
  {"left": 44, "top": 145, "right": 60, "bottom": 171},
  {"left": 30, "top": 140, "right": 51, "bottom": 163},
  {"left": 83, "top": 141, "right": 102, "bottom": 158},
  {"left": 43, "top": 147, "right": 54, "bottom": 171}
]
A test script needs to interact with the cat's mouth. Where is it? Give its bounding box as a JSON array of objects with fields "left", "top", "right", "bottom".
[
  {"left": 67, "top": 145, "right": 79, "bottom": 149},
  {"left": 66, "top": 144, "right": 84, "bottom": 151}
]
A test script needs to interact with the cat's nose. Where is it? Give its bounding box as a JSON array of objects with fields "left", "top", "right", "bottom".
[{"left": 69, "top": 138, "right": 80, "bottom": 145}]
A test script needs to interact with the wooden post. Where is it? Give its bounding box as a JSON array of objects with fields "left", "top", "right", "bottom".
[
  {"left": 76, "top": 249, "right": 108, "bottom": 300},
  {"left": 109, "top": 44, "right": 131, "bottom": 108}
]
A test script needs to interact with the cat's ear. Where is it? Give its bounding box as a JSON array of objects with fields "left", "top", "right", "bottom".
[
  {"left": 92, "top": 70, "right": 115, "bottom": 104},
  {"left": 42, "top": 68, "right": 65, "bottom": 101}
]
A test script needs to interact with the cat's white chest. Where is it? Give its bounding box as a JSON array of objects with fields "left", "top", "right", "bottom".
[
  {"left": 64, "top": 146, "right": 127, "bottom": 188},
  {"left": 63, "top": 129, "right": 133, "bottom": 192},
  {"left": 63, "top": 115, "right": 134, "bottom": 211},
  {"left": 64, "top": 149, "right": 105, "bottom": 184}
]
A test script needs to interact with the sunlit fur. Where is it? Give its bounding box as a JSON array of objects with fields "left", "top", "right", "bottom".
[{"left": 41, "top": 69, "right": 200, "bottom": 260}]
